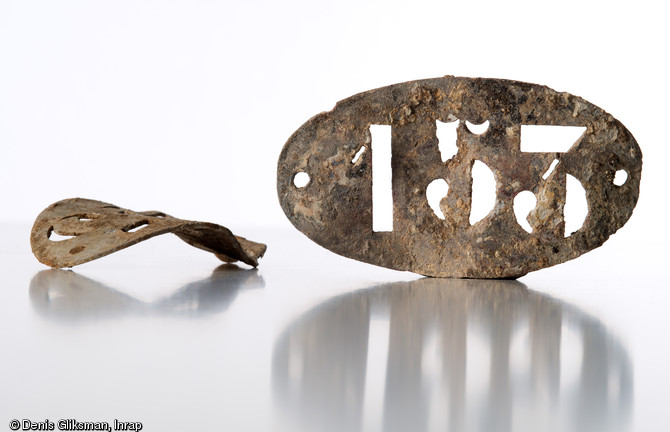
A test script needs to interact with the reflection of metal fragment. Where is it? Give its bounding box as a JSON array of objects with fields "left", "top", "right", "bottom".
[
  {"left": 277, "top": 76, "right": 642, "bottom": 278},
  {"left": 29, "top": 265, "right": 265, "bottom": 321},
  {"left": 31, "top": 198, "right": 266, "bottom": 268}
]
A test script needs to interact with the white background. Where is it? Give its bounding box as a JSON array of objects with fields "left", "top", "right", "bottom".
[{"left": 1, "top": 0, "right": 668, "bottom": 234}]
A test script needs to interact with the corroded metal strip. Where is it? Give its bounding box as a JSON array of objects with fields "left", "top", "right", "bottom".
[
  {"left": 31, "top": 198, "right": 266, "bottom": 268},
  {"left": 277, "top": 76, "right": 642, "bottom": 278}
]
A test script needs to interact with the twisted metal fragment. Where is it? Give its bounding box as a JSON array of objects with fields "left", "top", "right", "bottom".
[{"left": 31, "top": 198, "right": 266, "bottom": 268}]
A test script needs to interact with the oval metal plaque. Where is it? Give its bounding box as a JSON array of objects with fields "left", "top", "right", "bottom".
[{"left": 277, "top": 77, "right": 642, "bottom": 278}]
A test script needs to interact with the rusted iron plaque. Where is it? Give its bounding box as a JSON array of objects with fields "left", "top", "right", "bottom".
[
  {"left": 31, "top": 198, "right": 266, "bottom": 268},
  {"left": 277, "top": 76, "right": 641, "bottom": 278}
]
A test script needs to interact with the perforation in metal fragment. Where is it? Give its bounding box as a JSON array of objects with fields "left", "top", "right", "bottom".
[{"left": 31, "top": 198, "right": 267, "bottom": 268}]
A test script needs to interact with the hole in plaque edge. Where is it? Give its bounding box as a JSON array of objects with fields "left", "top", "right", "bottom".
[
  {"left": 613, "top": 169, "right": 628, "bottom": 186},
  {"left": 293, "top": 172, "right": 310, "bottom": 188}
]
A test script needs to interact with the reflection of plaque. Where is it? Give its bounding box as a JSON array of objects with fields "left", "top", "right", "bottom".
[{"left": 273, "top": 279, "right": 631, "bottom": 432}]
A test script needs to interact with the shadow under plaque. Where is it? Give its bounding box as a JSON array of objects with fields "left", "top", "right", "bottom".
[
  {"left": 272, "top": 279, "right": 632, "bottom": 432},
  {"left": 29, "top": 264, "right": 265, "bottom": 321}
]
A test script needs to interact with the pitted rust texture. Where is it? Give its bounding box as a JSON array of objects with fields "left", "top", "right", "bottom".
[
  {"left": 31, "top": 198, "right": 266, "bottom": 268},
  {"left": 277, "top": 76, "right": 642, "bottom": 278}
]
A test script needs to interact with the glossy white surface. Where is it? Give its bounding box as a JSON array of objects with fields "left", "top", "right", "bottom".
[{"left": 1, "top": 225, "right": 668, "bottom": 431}]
